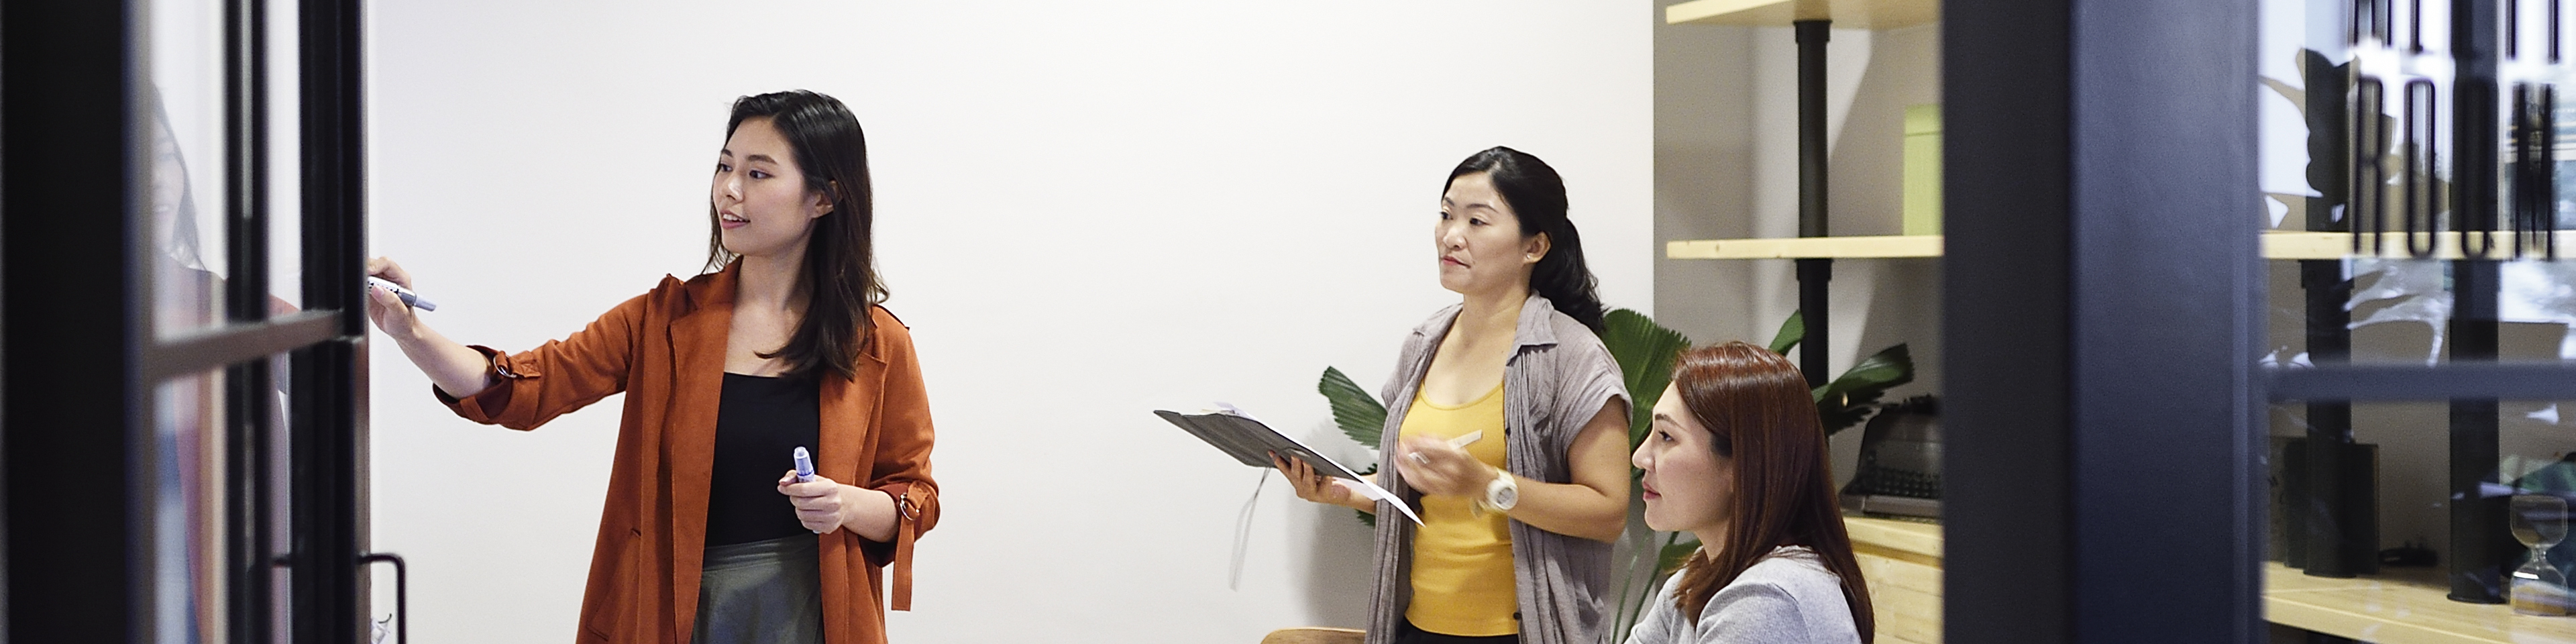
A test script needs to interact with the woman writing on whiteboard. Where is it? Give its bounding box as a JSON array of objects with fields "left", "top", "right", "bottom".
[
  {"left": 1276, "top": 146, "right": 1632, "bottom": 644},
  {"left": 363, "top": 90, "right": 938, "bottom": 644},
  {"left": 1625, "top": 342, "right": 1870, "bottom": 644}
]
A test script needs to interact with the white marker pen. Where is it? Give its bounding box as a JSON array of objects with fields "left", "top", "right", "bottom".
[{"left": 792, "top": 446, "right": 816, "bottom": 483}]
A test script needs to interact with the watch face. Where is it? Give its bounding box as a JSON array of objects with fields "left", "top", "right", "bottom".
[{"left": 1491, "top": 482, "right": 1518, "bottom": 509}]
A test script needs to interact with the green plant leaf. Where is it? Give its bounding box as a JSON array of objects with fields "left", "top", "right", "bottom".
[
  {"left": 1601, "top": 309, "right": 1690, "bottom": 449},
  {"left": 1656, "top": 538, "right": 1702, "bottom": 576},
  {"left": 1319, "top": 366, "right": 1388, "bottom": 448},
  {"left": 1813, "top": 343, "right": 1914, "bottom": 434},
  {"left": 1767, "top": 310, "right": 1805, "bottom": 355},
  {"left": 1827, "top": 343, "right": 1913, "bottom": 393}
]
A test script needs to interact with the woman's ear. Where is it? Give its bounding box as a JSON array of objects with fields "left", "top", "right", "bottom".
[
  {"left": 1523, "top": 231, "right": 1553, "bottom": 264},
  {"left": 809, "top": 181, "right": 837, "bottom": 217}
]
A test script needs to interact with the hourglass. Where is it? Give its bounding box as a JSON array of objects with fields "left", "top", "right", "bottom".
[{"left": 2512, "top": 494, "right": 2571, "bottom": 616}]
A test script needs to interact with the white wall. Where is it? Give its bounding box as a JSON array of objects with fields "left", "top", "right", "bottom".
[{"left": 363, "top": 3, "right": 1652, "bottom": 643}]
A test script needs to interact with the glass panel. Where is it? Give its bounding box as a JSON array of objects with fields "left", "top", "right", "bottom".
[
  {"left": 2260, "top": 0, "right": 2576, "bottom": 639},
  {"left": 2264, "top": 258, "right": 2576, "bottom": 367},
  {"left": 153, "top": 368, "right": 227, "bottom": 643},
  {"left": 264, "top": 0, "right": 303, "bottom": 315},
  {"left": 261, "top": 354, "right": 294, "bottom": 644},
  {"left": 2266, "top": 398, "right": 2576, "bottom": 641},
  {"left": 147, "top": 0, "right": 231, "bottom": 337}
]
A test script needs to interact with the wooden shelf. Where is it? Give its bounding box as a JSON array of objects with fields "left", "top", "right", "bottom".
[
  {"left": 1841, "top": 521, "right": 2576, "bottom": 643},
  {"left": 2265, "top": 562, "right": 2576, "bottom": 644},
  {"left": 1845, "top": 515, "right": 1943, "bottom": 559},
  {"left": 1666, "top": 235, "right": 1941, "bottom": 259},
  {"left": 1664, "top": 0, "right": 1940, "bottom": 30},
  {"left": 1665, "top": 231, "right": 2576, "bottom": 260},
  {"left": 2262, "top": 231, "right": 2576, "bottom": 260}
]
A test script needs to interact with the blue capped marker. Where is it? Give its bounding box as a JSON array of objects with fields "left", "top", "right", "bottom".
[
  {"left": 792, "top": 446, "right": 815, "bottom": 482},
  {"left": 366, "top": 276, "right": 439, "bottom": 311}
]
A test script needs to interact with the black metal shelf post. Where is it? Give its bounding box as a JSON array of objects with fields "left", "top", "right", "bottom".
[
  {"left": 1795, "top": 19, "right": 1834, "bottom": 387},
  {"left": 2448, "top": 0, "right": 2510, "bottom": 604}
]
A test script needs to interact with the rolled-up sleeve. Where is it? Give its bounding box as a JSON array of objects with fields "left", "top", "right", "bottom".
[
  {"left": 855, "top": 311, "right": 938, "bottom": 611},
  {"left": 435, "top": 291, "right": 648, "bottom": 431}
]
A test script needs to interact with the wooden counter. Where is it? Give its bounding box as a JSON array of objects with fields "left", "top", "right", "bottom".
[
  {"left": 1845, "top": 516, "right": 1943, "bottom": 644},
  {"left": 1839, "top": 516, "right": 2576, "bottom": 643},
  {"left": 2263, "top": 563, "right": 2576, "bottom": 644}
]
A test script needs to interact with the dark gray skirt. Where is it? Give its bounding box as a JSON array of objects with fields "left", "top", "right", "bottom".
[{"left": 692, "top": 535, "right": 822, "bottom": 644}]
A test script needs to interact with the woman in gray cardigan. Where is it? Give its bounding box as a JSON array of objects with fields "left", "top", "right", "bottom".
[
  {"left": 1273, "top": 147, "right": 1631, "bottom": 644},
  {"left": 1627, "top": 342, "right": 1872, "bottom": 644}
]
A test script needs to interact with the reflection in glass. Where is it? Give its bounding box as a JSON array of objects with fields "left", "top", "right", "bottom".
[
  {"left": 150, "top": 87, "right": 227, "bottom": 337},
  {"left": 2510, "top": 494, "right": 2569, "bottom": 615},
  {"left": 155, "top": 369, "right": 227, "bottom": 643},
  {"left": 148, "top": 0, "right": 231, "bottom": 338},
  {"left": 262, "top": 354, "right": 293, "bottom": 643}
]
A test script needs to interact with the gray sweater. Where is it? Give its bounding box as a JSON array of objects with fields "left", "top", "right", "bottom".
[
  {"left": 1364, "top": 295, "right": 1631, "bottom": 644},
  {"left": 1625, "top": 547, "right": 1864, "bottom": 644}
]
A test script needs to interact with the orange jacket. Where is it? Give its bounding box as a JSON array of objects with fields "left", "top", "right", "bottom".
[{"left": 439, "top": 262, "right": 939, "bottom": 644}]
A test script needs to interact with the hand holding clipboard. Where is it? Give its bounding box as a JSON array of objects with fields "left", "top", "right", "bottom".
[{"left": 1155, "top": 404, "right": 1424, "bottom": 525}]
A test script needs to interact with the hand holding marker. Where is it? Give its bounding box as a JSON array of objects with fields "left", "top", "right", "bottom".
[{"left": 366, "top": 276, "right": 438, "bottom": 311}]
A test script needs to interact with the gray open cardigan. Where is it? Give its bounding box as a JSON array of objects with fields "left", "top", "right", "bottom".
[{"left": 1366, "top": 294, "right": 1631, "bottom": 644}]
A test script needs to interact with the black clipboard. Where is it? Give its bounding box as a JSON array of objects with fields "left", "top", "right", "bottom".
[{"left": 1154, "top": 405, "right": 1420, "bottom": 525}]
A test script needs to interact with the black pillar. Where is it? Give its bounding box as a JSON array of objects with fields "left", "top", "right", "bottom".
[
  {"left": 291, "top": 0, "right": 373, "bottom": 641},
  {"left": 1945, "top": 0, "right": 2264, "bottom": 642},
  {"left": 3, "top": 1, "right": 150, "bottom": 641}
]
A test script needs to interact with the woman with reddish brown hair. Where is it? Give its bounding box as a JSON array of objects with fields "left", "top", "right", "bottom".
[{"left": 1626, "top": 341, "right": 1871, "bottom": 644}]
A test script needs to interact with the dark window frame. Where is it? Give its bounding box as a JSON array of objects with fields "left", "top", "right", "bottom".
[{"left": 2, "top": 0, "right": 371, "bottom": 641}]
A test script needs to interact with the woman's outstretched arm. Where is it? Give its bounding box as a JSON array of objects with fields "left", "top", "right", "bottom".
[{"left": 365, "top": 257, "right": 494, "bottom": 398}]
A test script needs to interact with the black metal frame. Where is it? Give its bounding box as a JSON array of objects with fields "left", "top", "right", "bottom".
[
  {"left": 1944, "top": 1, "right": 2265, "bottom": 643},
  {"left": 291, "top": 0, "right": 374, "bottom": 640},
  {"left": 4, "top": 1, "right": 151, "bottom": 638},
  {"left": 1, "top": 0, "right": 372, "bottom": 641}
]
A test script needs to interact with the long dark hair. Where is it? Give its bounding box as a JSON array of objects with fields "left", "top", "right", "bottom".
[
  {"left": 1667, "top": 342, "right": 1874, "bottom": 640},
  {"left": 1444, "top": 146, "right": 1605, "bottom": 333},
  {"left": 702, "top": 90, "right": 886, "bottom": 380}
]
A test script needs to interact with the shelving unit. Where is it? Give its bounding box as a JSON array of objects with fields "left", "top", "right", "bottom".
[
  {"left": 1664, "top": 0, "right": 1943, "bottom": 389},
  {"left": 1668, "top": 225, "right": 2550, "bottom": 627},
  {"left": 1667, "top": 1, "right": 1952, "bottom": 639},
  {"left": 1663, "top": 0, "right": 2551, "bottom": 637}
]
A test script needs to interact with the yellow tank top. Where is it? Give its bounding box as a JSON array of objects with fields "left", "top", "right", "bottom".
[{"left": 1400, "top": 382, "right": 1516, "bottom": 636}]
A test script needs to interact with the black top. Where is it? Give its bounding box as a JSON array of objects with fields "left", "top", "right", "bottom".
[{"left": 705, "top": 372, "right": 823, "bottom": 547}]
